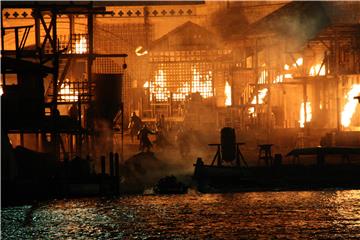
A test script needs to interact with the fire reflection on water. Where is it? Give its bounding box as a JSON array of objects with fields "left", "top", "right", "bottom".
[{"left": 2, "top": 190, "right": 360, "bottom": 239}]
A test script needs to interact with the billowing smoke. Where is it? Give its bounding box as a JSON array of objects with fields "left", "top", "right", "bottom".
[
  {"left": 249, "top": 2, "right": 330, "bottom": 51},
  {"left": 119, "top": 95, "right": 219, "bottom": 192},
  {"left": 210, "top": 3, "right": 249, "bottom": 40}
]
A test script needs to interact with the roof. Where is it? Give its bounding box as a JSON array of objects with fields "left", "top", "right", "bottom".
[
  {"left": 244, "top": 1, "right": 330, "bottom": 41},
  {"left": 151, "top": 21, "right": 219, "bottom": 51}
]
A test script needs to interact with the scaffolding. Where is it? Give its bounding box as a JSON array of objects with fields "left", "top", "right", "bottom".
[{"left": 1, "top": 2, "right": 128, "bottom": 161}]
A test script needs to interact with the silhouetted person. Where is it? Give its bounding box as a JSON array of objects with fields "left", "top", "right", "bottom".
[
  {"left": 68, "top": 103, "right": 78, "bottom": 121},
  {"left": 138, "top": 124, "right": 155, "bottom": 152},
  {"left": 129, "top": 112, "right": 143, "bottom": 142}
]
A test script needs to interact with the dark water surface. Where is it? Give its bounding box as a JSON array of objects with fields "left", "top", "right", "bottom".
[{"left": 2, "top": 190, "right": 360, "bottom": 239}]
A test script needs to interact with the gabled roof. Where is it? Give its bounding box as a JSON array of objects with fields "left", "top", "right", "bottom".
[{"left": 151, "top": 21, "right": 219, "bottom": 51}]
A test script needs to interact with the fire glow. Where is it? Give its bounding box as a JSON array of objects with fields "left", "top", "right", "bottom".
[
  {"left": 299, "top": 102, "right": 312, "bottom": 128},
  {"left": 258, "top": 69, "right": 268, "bottom": 84},
  {"left": 341, "top": 84, "right": 360, "bottom": 128},
  {"left": 225, "top": 81, "right": 232, "bottom": 106},
  {"left": 145, "top": 67, "right": 213, "bottom": 102},
  {"left": 192, "top": 68, "right": 213, "bottom": 98},
  {"left": 150, "top": 70, "right": 170, "bottom": 101},
  {"left": 249, "top": 88, "right": 268, "bottom": 115},
  {"left": 59, "top": 80, "right": 79, "bottom": 102},
  {"left": 273, "top": 58, "right": 302, "bottom": 83},
  {"left": 309, "top": 64, "right": 325, "bottom": 76},
  {"left": 75, "top": 36, "right": 87, "bottom": 54}
]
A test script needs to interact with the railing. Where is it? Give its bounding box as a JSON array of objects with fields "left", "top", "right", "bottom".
[{"left": 44, "top": 33, "right": 89, "bottom": 54}]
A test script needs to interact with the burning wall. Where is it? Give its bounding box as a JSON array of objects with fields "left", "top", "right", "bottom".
[
  {"left": 143, "top": 21, "right": 233, "bottom": 120},
  {"left": 2, "top": 1, "right": 360, "bottom": 134}
]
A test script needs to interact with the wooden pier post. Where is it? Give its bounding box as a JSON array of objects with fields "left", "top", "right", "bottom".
[
  {"left": 115, "top": 152, "right": 120, "bottom": 195},
  {"left": 101, "top": 155, "right": 106, "bottom": 176},
  {"left": 109, "top": 152, "right": 114, "bottom": 177}
]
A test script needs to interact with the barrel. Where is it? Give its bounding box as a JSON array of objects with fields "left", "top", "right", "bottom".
[{"left": 221, "top": 127, "right": 236, "bottom": 162}]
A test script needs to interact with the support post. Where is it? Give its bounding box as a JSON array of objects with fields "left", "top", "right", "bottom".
[
  {"left": 87, "top": 5, "right": 94, "bottom": 102},
  {"left": 115, "top": 153, "right": 120, "bottom": 194},
  {"left": 109, "top": 152, "right": 114, "bottom": 177},
  {"left": 101, "top": 155, "right": 106, "bottom": 176}
]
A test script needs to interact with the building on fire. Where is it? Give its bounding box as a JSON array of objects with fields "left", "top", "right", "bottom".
[{"left": 1, "top": 1, "right": 360, "bottom": 168}]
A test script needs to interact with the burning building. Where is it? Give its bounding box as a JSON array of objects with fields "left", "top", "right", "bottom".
[{"left": 1, "top": 1, "right": 360, "bottom": 168}]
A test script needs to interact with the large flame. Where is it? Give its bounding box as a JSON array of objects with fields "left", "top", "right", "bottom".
[
  {"left": 145, "top": 67, "right": 213, "bottom": 102},
  {"left": 273, "top": 58, "right": 302, "bottom": 83},
  {"left": 341, "top": 84, "right": 360, "bottom": 128},
  {"left": 191, "top": 68, "right": 213, "bottom": 98},
  {"left": 59, "top": 81, "right": 79, "bottom": 102},
  {"left": 309, "top": 64, "right": 325, "bottom": 76},
  {"left": 173, "top": 82, "right": 190, "bottom": 101},
  {"left": 299, "top": 102, "right": 312, "bottom": 128},
  {"left": 225, "top": 81, "right": 232, "bottom": 106},
  {"left": 293, "top": 57, "right": 303, "bottom": 67},
  {"left": 258, "top": 69, "right": 268, "bottom": 84},
  {"left": 75, "top": 36, "right": 87, "bottom": 54},
  {"left": 150, "top": 70, "right": 169, "bottom": 101},
  {"left": 249, "top": 88, "right": 268, "bottom": 115}
]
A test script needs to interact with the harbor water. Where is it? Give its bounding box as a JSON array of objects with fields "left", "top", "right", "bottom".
[{"left": 2, "top": 190, "right": 360, "bottom": 239}]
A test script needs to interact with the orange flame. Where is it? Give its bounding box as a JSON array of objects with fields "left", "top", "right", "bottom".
[
  {"left": 173, "top": 82, "right": 190, "bottom": 101},
  {"left": 191, "top": 68, "right": 213, "bottom": 98},
  {"left": 341, "top": 84, "right": 360, "bottom": 128},
  {"left": 258, "top": 69, "right": 268, "bottom": 84},
  {"left": 59, "top": 80, "right": 79, "bottom": 102},
  {"left": 75, "top": 36, "right": 87, "bottom": 54},
  {"left": 293, "top": 57, "right": 303, "bottom": 67},
  {"left": 151, "top": 70, "right": 169, "bottom": 101},
  {"left": 249, "top": 88, "right": 268, "bottom": 115},
  {"left": 299, "top": 102, "right": 312, "bottom": 128},
  {"left": 273, "top": 58, "right": 302, "bottom": 83},
  {"left": 145, "top": 67, "right": 213, "bottom": 102},
  {"left": 225, "top": 81, "right": 232, "bottom": 106},
  {"left": 309, "top": 64, "right": 325, "bottom": 76}
]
